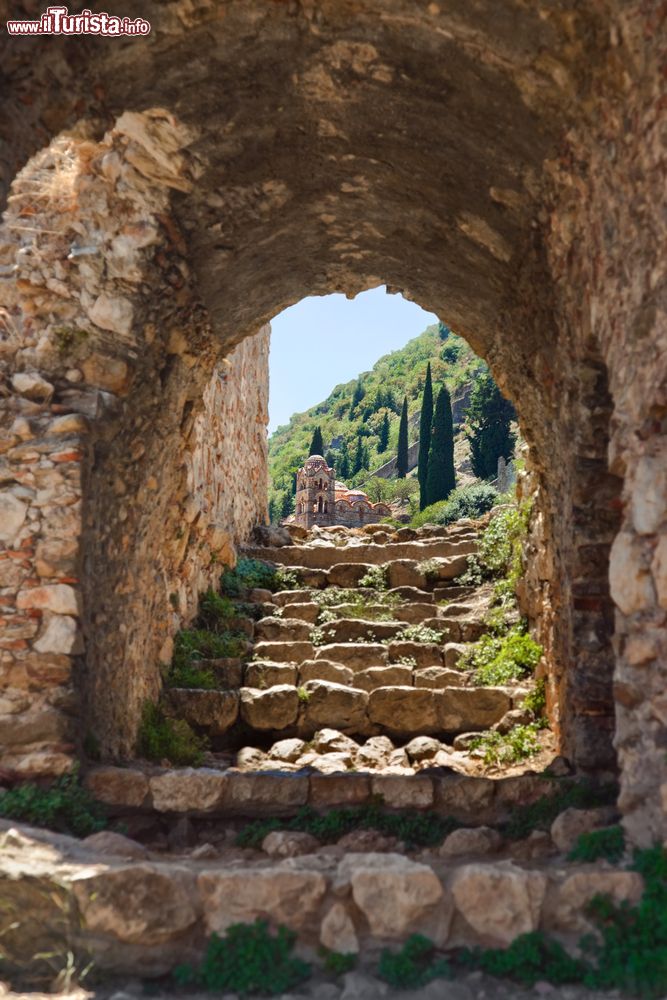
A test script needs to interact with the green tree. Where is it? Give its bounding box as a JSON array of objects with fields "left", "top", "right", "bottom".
[
  {"left": 350, "top": 378, "right": 365, "bottom": 415},
  {"left": 338, "top": 439, "right": 350, "bottom": 480},
  {"left": 325, "top": 450, "right": 336, "bottom": 470},
  {"left": 465, "top": 372, "right": 516, "bottom": 480},
  {"left": 417, "top": 362, "right": 433, "bottom": 510},
  {"left": 397, "top": 396, "right": 409, "bottom": 478},
  {"left": 426, "top": 386, "right": 455, "bottom": 505},
  {"left": 309, "top": 426, "right": 324, "bottom": 456},
  {"left": 281, "top": 491, "right": 294, "bottom": 518},
  {"left": 378, "top": 411, "right": 390, "bottom": 454},
  {"left": 352, "top": 435, "right": 370, "bottom": 475}
]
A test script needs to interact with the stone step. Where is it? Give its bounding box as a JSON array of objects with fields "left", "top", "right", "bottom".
[
  {"left": 439, "top": 617, "right": 487, "bottom": 642},
  {"left": 314, "top": 642, "right": 388, "bottom": 669},
  {"left": 388, "top": 585, "right": 434, "bottom": 603},
  {"left": 393, "top": 602, "right": 440, "bottom": 624},
  {"left": 169, "top": 680, "right": 512, "bottom": 743},
  {"left": 281, "top": 601, "right": 320, "bottom": 623},
  {"left": 321, "top": 618, "right": 404, "bottom": 644},
  {"left": 253, "top": 640, "right": 314, "bottom": 662},
  {"left": 244, "top": 661, "right": 298, "bottom": 687},
  {"left": 243, "top": 537, "right": 476, "bottom": 571},
  {"left": 433, "top": 585, "right": 479, "bottom": 601},
  {"left": 254, "top": 617, "right": 313, "bottom": 642},
  {"left": 298, "top": 659, "right": 354, "bottom": 686},
  {"left": 272, "top": 589, "right": 314, "bottom": 606},
  {"left": 387, "top": 640, "right": 444, "bottom": 669}
]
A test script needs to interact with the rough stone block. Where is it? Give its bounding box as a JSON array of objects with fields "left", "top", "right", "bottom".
[
  {"left": 314, "top": 643, "right": 387, "bottom": 669},
  {"left": 437, "top": 686, "right": 511, "bottom": 733},
  {"left": 299, "top": 659, "right": 354, "bottom": 685},
  {"left": 244, "top": 661, "right": 298, "bottom": 687},
  {"left": 168, "top": 689, "right": 239, "bottom": 735},
  {"left": 329, "top": 563, "right": 376, "bottom": 587},
  {"left": 302, "top": 680, "right": 368, "bottom": 731},
  {"left": 85, "top": 766, "right": 150, "bottom": 808},
  {"left": 387, "top": 560, "right": 427, "bottom": 590},
  {"left": 309, "top": 773, "right": 372, "bottom": 807},
  {"left": 414, "top": 666, "right": 465, "bottom": 688},
  {"left": 432, "top": 774, "right": 495, "bottom": 823},
  {"left": 355, "top": 665, "right": 413, "bottom": 691},
  {"left": 198, "top": 866, "right": 327, "bottom": 934},
  {"left": 451, "top": 861, "right": 547, "bottom": 946},
  {"left": 240, "top": 685, "right": 299, "bottom": 730},
  {"left": 150, "top": 768, "right": 227, "bottom": 813},
  {"left": 368, "top": 686, "right": 439, "bottom": 734},
  {"left": 253, "top": 640, "right": 314, "bottom": 663},
  {"left": 371, "top": 774, "right": 434, "bottom": 809},
  {"left": 255, "top": 617, "right": 312, "bottom": 642},
  {"left": 387, "top": 641, "right": 443, "bottom": 669},
  {"left": 223, "top": 772, "right": 309, "bottom": 814}
]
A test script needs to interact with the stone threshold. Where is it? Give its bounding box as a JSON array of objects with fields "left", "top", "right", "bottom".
[{"left": 86, "top": 765, "right": 575, "bottom": 820}]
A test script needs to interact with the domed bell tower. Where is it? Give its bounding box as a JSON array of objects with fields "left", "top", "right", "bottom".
[{"left": 295, "top": 455, "right": 335, "bottom": 528}]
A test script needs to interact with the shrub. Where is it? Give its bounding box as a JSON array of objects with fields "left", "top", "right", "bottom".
[
  {"left": 378, "top": 934, "right": 450, "bottom": 989},
  {"left": 462, "top": 931, "right": 585, "bottom": 986},
  {"left": 138, "top": 702, "right": 207, "bottom": 766},
  {"left": 468, "top": 722, "right": 543, "bottom": 766},
  {"left": 174, "top": 920, "right": 311, "bottom": 995},
  {"left": 170, "top": 628, "right": 247, "bottom": 678},
  {"left": 411, "top": 483, "right": 500, "bottom": 528},
  {"left": 0, "top": 766, "right": 106, "bottom": 838},
  {"left": 220, "top": 558, "right": 298, "bottom": 597},
  {"left": 196, "top": 588, "right": 236, "bottom": 630},
  {"left": 320, "top": 949, "right": 357, "bottom": 975},
  {"left": 459, "top": 624, "right": 542, "bottom": 686},
  {"left": 568, "top": 825, "right": 625, "bottom": 864}
]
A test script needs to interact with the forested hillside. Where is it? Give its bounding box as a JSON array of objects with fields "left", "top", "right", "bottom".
[{"left": 269, "top": 323, "right": 488, "bottom": 520}]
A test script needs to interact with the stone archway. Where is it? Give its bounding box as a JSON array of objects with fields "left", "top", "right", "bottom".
[{"left": 0, "top": 0, "right": 665, "bottom": 845}]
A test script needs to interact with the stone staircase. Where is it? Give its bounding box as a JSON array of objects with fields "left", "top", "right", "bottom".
[{"left": 164, "top": 520, "right": 536, "bottom": 767}]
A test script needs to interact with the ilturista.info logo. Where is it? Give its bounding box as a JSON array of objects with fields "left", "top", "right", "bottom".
[{"left": 6, "top": 5, "right": 151, "bottom": 35}]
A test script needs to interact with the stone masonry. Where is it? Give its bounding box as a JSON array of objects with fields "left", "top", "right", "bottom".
[{"left": 0, "top": 1, "right": 664, "bottom": 845}]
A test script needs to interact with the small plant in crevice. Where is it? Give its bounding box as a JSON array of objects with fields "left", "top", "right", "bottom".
[
  {"left": 168, "top": 627, "right": 248, "bottom": 683},
  {"left": 174, "top": 920, "right": 311, "bottom": 996},
  {"left": 468, "top": 722, "right": 543, "bottom": 766},
  {"left": 396, "top": 623, "right": 444, "bottom": 644},
  {"left": 0, "top": 765, "right": 106, "bottom": 838},
  {"left": 460, "top": 931, "right": 585, "bottom": 987},
  {"left": 297, "top": 686, "right": 311, "bottom": 703},
  {"left": 568, "top": 824, "right": 626, "bottom": 864},
  {"left": 220, "top": 558, "right": 299, "bottom": 597},
  {"left": 459, "top": 624, "right": 542, "bottom": 686},
  {"left": 138, "top": 701, "right": 208, "bottom": 766},
  {"left": 503, "top": 780, "right": 618, "bottom": 841},
  {"left": 320, "top": 948, "right": 357, "bottom": 976},
  {"left": 378, "top": 934, "right": 450, "bottom": 989},
  {"left": 522, "top": 678, "right": 546, "bottom": 717},
  {"left": 358, "top": 564, "right": 388, "bottom": 590},
  {"left": 235, "top": 803, "right": 459, "bottom": 850}
]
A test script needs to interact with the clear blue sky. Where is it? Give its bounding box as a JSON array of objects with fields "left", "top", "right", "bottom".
[{"left": 269, "top": 286, "right": 438, "bottom": 432}]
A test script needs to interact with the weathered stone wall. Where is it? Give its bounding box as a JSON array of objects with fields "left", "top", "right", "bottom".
[{"left": 0, "top": 114, "right": 269, "bottom": 765}]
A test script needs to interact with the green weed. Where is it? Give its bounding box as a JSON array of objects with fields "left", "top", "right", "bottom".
[
  {"left": 138, "top": 702, "right": 208, "bottom": 766},
  {"left": 0, "top": 765, "right": 106, "bottom": 837},
  {"left": 468, "top": 722, "right": 543, "bottom": 766},
  {"left": 378, "top": 934, "right": 450, "bottom": 989},
  {"left": 568, "top": 825, "right": 625, "bottom": 864},
  {"left": 174, "top": 920, "right": 310, "bottom": 995}
]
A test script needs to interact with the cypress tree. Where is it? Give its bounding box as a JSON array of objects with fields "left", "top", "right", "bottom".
[
  {"left": 338, "top": 440, "right": 350, "bottom": 480},
  {"left": 466, "top": 372, "right": 516, "bottom": 480},
  {"left": 309, "top": 426, "right": 324, "bottom": 456},
  {"left": 378, "top": 411, "right": 390, "bottom": 454},
  {"left": 325, "top": 450, "right": 336, "bottom": 470},
  {"left": 425, "top": 386, "right": 455, "bottom": 505},
  {"left": 352, "top": 435, "right": 365, "bottom": 475},
  {"left": 417, "top": 362, "right": 434, "bottom": 510},
  {"left": 397, "top": 396, "right": 409, "bottom": 478}
]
